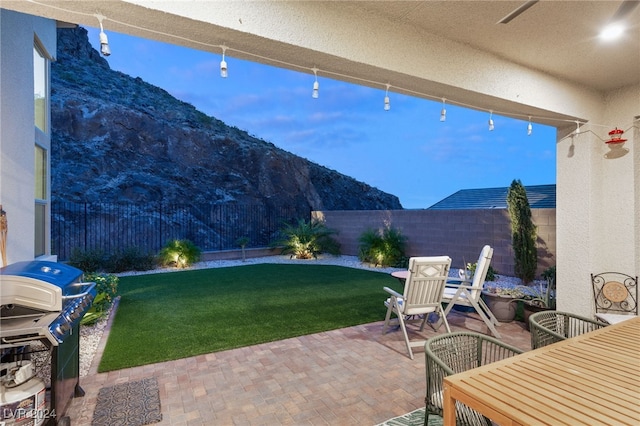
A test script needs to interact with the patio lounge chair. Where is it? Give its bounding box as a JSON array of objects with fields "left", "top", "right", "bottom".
[
  {"left": 591, "top": 272, "right": 638, "bottom": 324},
  {"left": 439, "top": 245, "right": 502, "bottom": 338},
  {"left": 424, "top": 331, "right": 523, "bottom": 426},
  {"left": 383, "top": 256, "right": 452, "bottom": 359},
  {"left": 529, "top": 310, "right": 608, "bottom": 349}
]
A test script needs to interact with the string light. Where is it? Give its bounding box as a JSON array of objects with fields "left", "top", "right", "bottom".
[
  {"left": 527, "top": 116, "right": 533, "bottom": 136},
  {"left": 220, "top": 45, "right": 228, "bottom": 78},
  {"left": 488, "top": 111, "right": 495, "bottom": 131},
  {"left": 312, "top": 67, "right": 319, "bottom": 99},
  {"left": 30, "top": 3, "right": 628, "bottom": 133},
  {"left": 95, "top": 14, "right": 110, "bottom": 56},
  {"left": 384, "top": 84, "right": 391, "bottom": 111},
  {"left": 440, "top": 98, "right": 447, "bottom": 122}
]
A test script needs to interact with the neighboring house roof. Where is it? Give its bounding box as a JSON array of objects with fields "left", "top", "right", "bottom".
[{"left": 428, "top": 184, "right": 556, "bottom": 210}]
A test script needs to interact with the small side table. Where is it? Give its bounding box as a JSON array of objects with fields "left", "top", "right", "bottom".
[{"left": 390, "top": 270, "right": 407, "bottom": 285}]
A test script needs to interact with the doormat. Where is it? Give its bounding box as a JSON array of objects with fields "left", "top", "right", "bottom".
[
  {"left": 376, "top": 407, "right": 442, "bottom": 426},
  {"left": 92, "top": 377, "right": 162, "bottom": 426}
]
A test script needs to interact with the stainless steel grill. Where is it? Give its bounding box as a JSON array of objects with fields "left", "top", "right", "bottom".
[{"left": 1, "top": 260, "right": 97, "bottom": 426}]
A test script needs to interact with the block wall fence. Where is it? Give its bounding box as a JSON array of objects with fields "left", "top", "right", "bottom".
[{"left": 311, "top": 209, "right": 556, "bottom": 277}]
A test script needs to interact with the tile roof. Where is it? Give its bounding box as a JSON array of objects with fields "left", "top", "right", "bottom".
[{"left": 428, "top": 184, "right": 556, "bottom": 210}]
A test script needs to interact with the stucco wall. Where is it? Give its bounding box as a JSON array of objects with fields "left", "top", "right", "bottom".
[
  {"left": 0, "top": 10, "right": 56, "bottom": 263},
  {"left": 556, "top": 84, "right": 639, "bottom": 318},
  {"left": 313, "top": 208, "right": 555, "bottom": 277}
]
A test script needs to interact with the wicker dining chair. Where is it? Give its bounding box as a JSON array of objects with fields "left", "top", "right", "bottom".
[
  {"left": 424, "top": 332, "right": 523, "bottom": 426},
  {"left": 529, "top": 310, "right": 609, "bottom": 349}
]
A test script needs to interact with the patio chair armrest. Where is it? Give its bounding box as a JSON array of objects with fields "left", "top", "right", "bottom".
[
  {"left": 445, "top": 280, "right": 473, "bottom": 289},
  {"left": 383, "top": 287, "right": 402, "bottom": 298}
]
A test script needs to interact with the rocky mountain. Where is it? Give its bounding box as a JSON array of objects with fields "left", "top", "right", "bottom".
[{"left": 50, "top": 27, "right": 402, "bottom": 212}]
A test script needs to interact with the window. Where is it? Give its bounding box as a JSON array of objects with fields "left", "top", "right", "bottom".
[
  {"left": 34, "top": 45, "right": 47, "bottom": 132},
  {"left": 34, "top": 145, "right": 47, "bottom": 257},
  {"left": 34, "top": 41, "right": 50, "bottom": 257}
]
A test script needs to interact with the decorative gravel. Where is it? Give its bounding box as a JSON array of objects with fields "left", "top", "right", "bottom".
[{"left": 77, "top": 255, "right": 532, "bottom": 376}]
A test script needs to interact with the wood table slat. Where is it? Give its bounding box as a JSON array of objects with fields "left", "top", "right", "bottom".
[{"left": 443, "top": 316, "right": 640, "bottom": 426}]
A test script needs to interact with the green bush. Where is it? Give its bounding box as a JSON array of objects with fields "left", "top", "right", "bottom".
[
  {"left": 465, "top": 262, "right": 498, "bottom": 282},
  {"left": 81, "top": 273, "right": 119, "bottom": 326},
  {"left": 358, "top": 227, "right": 407, "bottom": 268},
  {"left": 107, "top": 247, "right": 156, "bottom": 272},
  {"left": 68, "top": 248, "right": 106, "bottom": 273},
  {"left": 541, "top": 265, "right": 556, "bottom": 282},
  {"left": 158, "top": 239, "right": 201, "bottom": 268},
  {"left": 274, "top": 218, "right": 341, "bottom": 259}
]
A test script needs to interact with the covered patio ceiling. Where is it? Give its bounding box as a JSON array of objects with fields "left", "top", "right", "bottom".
[{"left": 3, "top": 1, "right": 639, "bottom": 127}]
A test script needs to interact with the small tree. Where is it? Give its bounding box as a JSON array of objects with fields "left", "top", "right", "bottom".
[{"left": 506, "top": 179, "right": 537, "bottom": 283}]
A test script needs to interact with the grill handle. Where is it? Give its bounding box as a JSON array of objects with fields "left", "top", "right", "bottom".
[{"left": 61, "top": 281, "right": 97, "bottom": 300}]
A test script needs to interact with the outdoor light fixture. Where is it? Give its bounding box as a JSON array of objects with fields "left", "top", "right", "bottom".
[
  {"left": 96, "top": 14, "right": 110, "bottom": 56},
  {"left": 600, "top": 22, "right": 625, "bottom": 41},
  {"left": 220, "top": 46, "right": 228, "bottom": 78},
  {"left": 312, "top": 68, "right": 319, "bottom": 99},
  {"left": 384, "top": 84, "right": 391, "bottom": 111},
  {"left": 527, "top": 117, "right": 533, "bottom": 136},
  {"left": 575, "top": 121, "right": 582, "bottom": 134},
  {"left": 488, "top": 111, "right": 494, "bottom": 131},
  {"left": 440, "top": 98, "right": 447, "bottom": 122}
]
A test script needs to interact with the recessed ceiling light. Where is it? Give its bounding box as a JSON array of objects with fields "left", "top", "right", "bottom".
[{"left": 600, "top": 22, "right": 625, "bottom": 41}]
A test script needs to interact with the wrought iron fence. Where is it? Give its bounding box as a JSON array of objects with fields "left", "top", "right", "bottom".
[{"left": 51, "top": 201, "right": 309, "bottom": 261}]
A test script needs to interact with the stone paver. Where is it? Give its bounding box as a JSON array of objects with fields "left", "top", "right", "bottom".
[{"left": 65, "top": 312, "right": 531, "bottom": 425}]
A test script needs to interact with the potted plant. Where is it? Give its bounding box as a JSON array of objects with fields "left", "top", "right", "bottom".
[
  {"left": 482, "top": 285, "right": 525, "bottom": 322},
  {"left": 516, "top": 266, "right": 556, "bottom": 329}
]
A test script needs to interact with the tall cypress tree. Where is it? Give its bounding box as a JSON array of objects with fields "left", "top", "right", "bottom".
[{"left": 506, "top": 179, "right": 537, "bottom": 283}]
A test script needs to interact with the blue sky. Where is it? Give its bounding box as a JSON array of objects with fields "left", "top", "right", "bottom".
[{"left": 85, "top": 27, "right": 556, "bottom": 209}]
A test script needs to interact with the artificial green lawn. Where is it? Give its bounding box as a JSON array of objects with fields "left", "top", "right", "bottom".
[{"left": 98, "top": 263, "right": 401, "bottom": 372}]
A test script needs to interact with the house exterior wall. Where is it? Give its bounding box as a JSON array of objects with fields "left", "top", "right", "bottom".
[
  {"left": 557, "top": 86, "right": 639, "bottom": 317},
  {"left": 0, "top": 10, "right": 56, "bottom": 263},
  {"left": 313, "top": 208, "right": 556, "bottom": 278}
]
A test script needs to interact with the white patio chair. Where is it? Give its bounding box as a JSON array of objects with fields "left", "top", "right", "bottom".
[
  {"left": 438, "top": 245, "right": 502, "bottom": 338},
  {"left": 591, "top": 272, "right": 638, "bottom": 324},
  {"left": 382, "top": 256, "right": 452, "bottom": 359}
]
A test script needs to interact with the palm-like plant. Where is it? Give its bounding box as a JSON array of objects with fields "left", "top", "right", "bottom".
[
  {"left": 159, "top": 239, "right": 201, "bottom": 268},
  {"left": 275, "top": 219, "right": 340, "bottom": 259}
]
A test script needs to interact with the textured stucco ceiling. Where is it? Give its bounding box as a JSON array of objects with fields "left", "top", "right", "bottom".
[
  {"left": 3, "top": 1, "right": 637, "bottom": 94},
  {"left": 2, "top": 0, "right": 638, "bottom": 125}
]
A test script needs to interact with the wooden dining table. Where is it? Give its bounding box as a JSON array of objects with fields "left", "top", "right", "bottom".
[{"left": 443, "top": 315, "right": 640, "bottom": 425}]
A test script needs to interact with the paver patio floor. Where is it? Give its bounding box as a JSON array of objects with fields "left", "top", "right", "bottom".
[{"left": 66, "top": 311, "right": 531, "bottom": 425}]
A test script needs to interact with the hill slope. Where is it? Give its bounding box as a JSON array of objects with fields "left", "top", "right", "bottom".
[{"left": 50, "top": 27, "right": 402, "bottom": 212}]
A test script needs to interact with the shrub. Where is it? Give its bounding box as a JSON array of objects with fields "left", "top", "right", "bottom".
[
  {"left": 68, "top": 248, "right": 106, "bottom": 273},
  {"left": 541, "top": 265, "right": 556, "bottom": 282},
  {"left": 507, "top": 179, "right": 537, "bottom": 283},
  {"left": 274, "top": 218, "right": 341, "bottom": 259},
  {"left": 358, "top": 227, "right": 407, "bottom": 268},
  {"left": 81, "top": 273, "right": 118, "bottom": 326},
  {"left": 158, "top": 239, "right": 201, "bottom": 268},
  {"left": 107, "top": 247, "right": 156, "bottom": 272},
  {"left": 466, "top": 262, "right": 499, "bottom": 282}
]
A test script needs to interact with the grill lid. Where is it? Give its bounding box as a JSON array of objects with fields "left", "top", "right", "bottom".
[{"left": 0, "top": 261, "right": 83, "bottom": 288}]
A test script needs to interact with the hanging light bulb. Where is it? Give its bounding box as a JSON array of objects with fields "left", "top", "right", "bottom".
[
  {"left": 440, "top": 98, "right": 447, "bottom": 122},
  {"left": 384, "top": 84, "right": 391, "bottom": 111},
  {"left": 488, "top": 111, "right": 495, "bottom": 131},
  {"left": 527, "top": 116, "right": 533, "bottom": 136},
  {"left": 575, "top": 120, "right": 581, "bottom": 134},
  {"left": 312, "top": 68, "right": 319, "bottom": 99},
  {"left": 96, "top": 15, "right": 110, "bottom": 56},
  {"left": 220, "top": 46, "right": 228, "bottom": 78}
]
